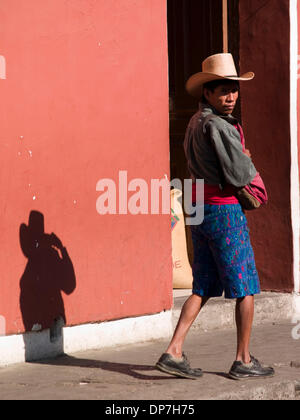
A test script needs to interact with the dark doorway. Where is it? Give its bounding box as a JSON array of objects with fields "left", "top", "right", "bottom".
[{"left": 167, "top": 0, "right": 240, "bottom": 263}]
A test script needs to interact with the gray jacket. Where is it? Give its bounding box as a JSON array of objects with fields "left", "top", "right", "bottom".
[{"left": 184, "top": 103, "right": 257, "bottom": 188}]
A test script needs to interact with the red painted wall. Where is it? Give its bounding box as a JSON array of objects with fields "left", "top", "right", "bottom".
[
  {"left": 239, "top": 0, "right": 294, "bottom": 292},
  {"left": 0, "top": 0, "right": 172, "bottom": 335}
]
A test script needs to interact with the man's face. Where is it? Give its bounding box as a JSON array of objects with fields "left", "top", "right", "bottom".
[{"left": 204, "top": 82, "right": 239, "bottom": 115}]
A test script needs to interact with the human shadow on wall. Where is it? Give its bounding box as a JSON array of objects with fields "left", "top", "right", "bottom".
[{"left": 19, "top": 210, "right": 76, "bottom": 361}]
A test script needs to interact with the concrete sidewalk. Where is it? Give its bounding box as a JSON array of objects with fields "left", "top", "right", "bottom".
[{"left": 0, "top": 293, "right": 299, "bottom": 400}]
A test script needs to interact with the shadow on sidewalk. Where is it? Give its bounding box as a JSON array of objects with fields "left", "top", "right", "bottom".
[
  {"left": 31, "top": 353, "right": 229, "bottom": 381},
  {"left": 33, "top": 354, "right": 179, "bottom": 381}
]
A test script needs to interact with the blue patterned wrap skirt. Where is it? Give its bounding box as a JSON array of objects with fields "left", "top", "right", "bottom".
[{"left": 190, "top": 204, "right": 260, "bottom": 299}]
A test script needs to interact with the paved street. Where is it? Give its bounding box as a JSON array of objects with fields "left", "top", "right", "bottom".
[{"left": 0, "top": 321, "right": 299, "bottom": 400}]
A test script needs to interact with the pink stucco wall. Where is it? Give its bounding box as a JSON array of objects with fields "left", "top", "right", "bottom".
[{"left": 0, "top": 0, "right": 172, "bottom": 335}]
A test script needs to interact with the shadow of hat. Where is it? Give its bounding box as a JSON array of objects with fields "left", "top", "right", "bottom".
[{"left": 20, "top": 211, "right": 45, "bottom": 258}]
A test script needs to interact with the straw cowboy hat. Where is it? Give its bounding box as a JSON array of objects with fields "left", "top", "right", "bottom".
[{"left": 186, "top": 53, "right": 255, "bottom": 98}]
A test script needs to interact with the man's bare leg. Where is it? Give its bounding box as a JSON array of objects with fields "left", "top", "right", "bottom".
[
  {"left": 229, "top": 294, "right": 274, "bottom": 379},
  {"left": 165, "top": 294, "right": 210, "bottom": 359},
  {"left": 235, "top": 295, "right": 254, "bottom": 363}
]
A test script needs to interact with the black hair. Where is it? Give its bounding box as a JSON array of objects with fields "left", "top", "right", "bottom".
[{"left": 201, "top": 79, "right": 240, "bottom": 103}]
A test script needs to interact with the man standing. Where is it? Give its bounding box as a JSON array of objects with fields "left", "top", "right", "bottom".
[{"left": 156, "top": 53, "right": 274, "bottom": 380}]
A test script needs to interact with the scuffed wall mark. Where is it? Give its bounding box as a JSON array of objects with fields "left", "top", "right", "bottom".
[
  {"left": 0, "top": 55, "right": 6, "bottom": 79},
  {"left": 240, "top": 0, "right": 272, "bottom": 24},
  {"left": 31, "top": 323, "right": 42, "bottom": 332},
  {"left": 50, "top": 317, "right": 64, "bottom": 343}
]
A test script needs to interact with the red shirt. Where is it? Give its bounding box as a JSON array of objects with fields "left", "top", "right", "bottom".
[{"left": 192, "top": 182, "right": 239, "bottom": 204}]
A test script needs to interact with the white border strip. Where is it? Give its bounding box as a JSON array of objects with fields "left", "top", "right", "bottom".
[
  {"left": 290, "top": 0, "right": 300, "bottom": 314},
  {"left": 0, "top": 311, "right": 172, "bottom": 367}
]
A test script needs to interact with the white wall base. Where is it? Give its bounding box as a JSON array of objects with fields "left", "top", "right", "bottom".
[
  {"left": 291, "top": 293, "right": 300, "bottom": 340},
  {"left": 292, "top": 293, "right": 300, "bottom": 318},
  {"left": 0, "top": 310, "right": 173, "bottom": 367}
]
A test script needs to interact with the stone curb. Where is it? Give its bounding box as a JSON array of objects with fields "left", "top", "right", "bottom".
[{"left": 172, "top": 291, "right": 293, "bottom": 331}]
